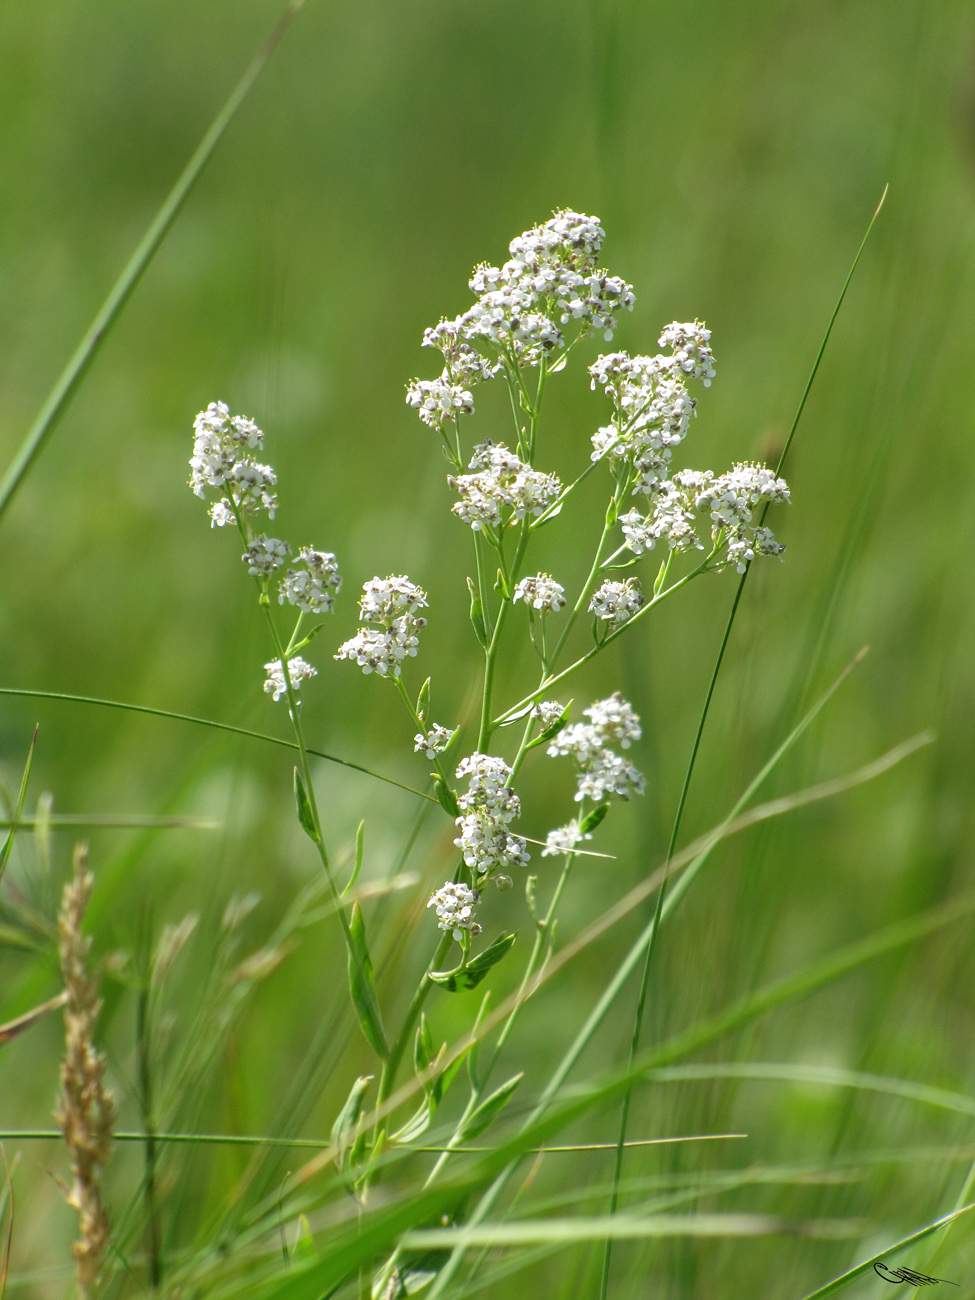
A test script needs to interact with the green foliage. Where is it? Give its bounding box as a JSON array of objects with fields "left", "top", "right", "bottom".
[
  {"left": 429, "top": 933, "right": 517, "bottom": 992},
  {"left": 348, "top": 903, "right": 389, "bottom": 1058}
]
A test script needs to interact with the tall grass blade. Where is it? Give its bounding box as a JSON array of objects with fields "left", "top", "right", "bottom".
[
  {"left": 0, "top": 0, "right": 309, "bottom": 523},
  {"left": 797, "top": 1201, "right": 975, "bottom": 1300},
  {"left": 0, "top": 726, "right": 37, "bottom": 887},
  {"left": 600, "top": 185, "right": 890, "bottom": 1300},
  {"left": 0, "top": 687, "right": 434, "bottom": 800}
]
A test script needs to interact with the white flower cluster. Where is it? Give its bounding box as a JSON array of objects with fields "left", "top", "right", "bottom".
[
  {"left": 696, "top": 463, "right": 790, "bottom": 571},
  {"left": 243, "top": 536, "right": 290, "bottom": 576},
  {"left": 453, "top": 753, "right": 530, "bottom": 884},
  {"left": 279, "top": 548, "right": 342, "bottom": 614},
  {"left": 405, "top": 377, "right": 474, "bottom": 431},
  {"left": 448, "top": 442, "right": 561, "bottom": 532},
  {"left": 589, "top": 577, "right": 644, "bottom": 628},
  {"left": 190, "top": 402, "right": 278, "bottom": 524},
  {"left": 427, "top": 881, "right": 481, "bottom": 940},
  {"left": 513, "top": 573, "right": 566, "bottom": 613},
  {"left": 414, "top": 724, "right": 456, "bottom": 760},
  {"left": 542, "top": 820, "right": 592, "bottom": 857},
  {"left": 263, "top": 656, "right": 317, "bottom": 702},
  {"left": 334, "top": 576, "right": 428, "bottom": 677},
  {"left": 408, "top": 212, "right": 635, "bottom": 404},
  {"left": 548, "top": 693, "right": 645, "bottom": 803},
  {"left": 618, "top": 472, "right": 704, "bottom": 556}
]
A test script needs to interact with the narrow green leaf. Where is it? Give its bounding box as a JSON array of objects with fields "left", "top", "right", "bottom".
[
  {"left": 457, "top": 1073, "right": 523, "bottom": 1143},
  {"left": 467, "top": 577, "right": 488, "bottom": 648},
  {"left": 432, "top": 1043, "right": 468, "bottom": 1109},
  {"left": 416, "top": 678, "right": 431, "bottom": 724},
  {"left": 527, "top": 700, "right": 573, "bottom": 750},
  {"left": 414, "top": 1013, "right": 434, "bottom": 1078},
  {"left": 495, "top": 568, "right": 510, "bottom": 600},
  {"left": 293, "top": 769, "right": 320, "bottom": 844},
  {"left": 579, "top": 804, "right": 610, "bottom": 835},
  {"left": 343, "top": 821, "right": 365, "bottom": 895},
  {"left": 429, "top": 933, "right": 516, "bottom": 992},
  {"left": 434, "top": 779, "right": 461, "bottom": 819},
  {"left": 0, "top": 724, "right": 37, "bottom": 886},
  {"left": 390, "top": 1098, "right": 433, "bottom": 1145},
  {"left": 329, "top": 1075, "right": 373, "bottom": 1172},
  {"left": 347, "top": 904, "right": 389, "bottom": 1058}
]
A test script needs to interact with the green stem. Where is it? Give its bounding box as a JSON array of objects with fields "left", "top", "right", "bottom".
[
  {"left": 423, "top": 853, "right": 576, "bottom": 1188},
  {"left": 376, "top": 932, "right": 453, "bottom": 1115}
]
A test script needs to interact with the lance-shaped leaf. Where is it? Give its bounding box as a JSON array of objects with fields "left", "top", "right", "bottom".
[
  {"left": 466, "top": 577, "right": 488, "bottom": 647},
  {"left": 527, "top": 701, "right": 572, "bottom": 750},
  {"left": 579, "top": 803, "right": 609, "bottom": 835},
  {"left": 456, "top": 1073, "right": 523, "bottom": 1144},
  {"left": 347, "top": 904, "right": 389, "bottom": 1058},
  {"left": 429, "top": 933, "right": 516, "bottom": 992},
  {"left": 293, "top": 769, "right": 319, "bottom": 844},
  {"left": 434, "top": 779, "right": 461, "bottom": 819},
  {"left": 414, "top": 1013, "right": 435, "bottom": 1079},
  {"left": 390, "top": 1097, "right": 433, "bottom": 1145},
  {"left": 343, "top": 821, "right": 365, "bottom": 895},
  {"left": 329, "top": 1074, "right": 373, "bottom": 1172}
]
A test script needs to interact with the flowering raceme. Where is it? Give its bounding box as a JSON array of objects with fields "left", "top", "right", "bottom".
[{"left": 192, "top": 209, "right": 791, "bottom": 968}]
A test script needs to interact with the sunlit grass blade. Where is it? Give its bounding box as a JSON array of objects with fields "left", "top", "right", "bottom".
[
  {"left": 0, "top": 814, "right": 219, "bottom": 830},
  {"left": 797, "top": 1201, "right": 975, "bottom": 1300},
  {"left": 647, "top": 1063, "right": 975, "bottom": 1118},
  {"left": 400, "top": 1213, "right": 867, "bottom": 1249},
  {"left": 0, "top": 687, "right": 435, "bottom": 801},
  {"left": 0, "top": 0, "right": 309, "bottom": 523},
  {"left": 0, "top": 725, "right": 37, "bottom": 887}
]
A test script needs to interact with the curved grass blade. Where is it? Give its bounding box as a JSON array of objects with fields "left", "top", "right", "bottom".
[
  {"left": 601, "top": 183, "right": 891, "bottom": 1300},
  {"left": 797, "top": 1202, "right": 975, "bottom": 1300},
  {"left": 0, "top": 687, "right": 435, "bottom": 801},
  {"left": 648, "top": 1063, "right": 975, "bottom": 1118},
  {"left": 0, "top": 726, "right": 37, "bottom": 888},
  {"left": 0, "top": 0, "right": 309, "bottom": 524}
]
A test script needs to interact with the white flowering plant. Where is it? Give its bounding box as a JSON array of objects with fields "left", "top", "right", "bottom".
[{"left": 186, "top": 210, "right": 794, "bottom": 1267}]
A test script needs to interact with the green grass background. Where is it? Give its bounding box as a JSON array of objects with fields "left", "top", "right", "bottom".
[{"left": 2, "top": 0, "right": 975, "bottom": 1294}]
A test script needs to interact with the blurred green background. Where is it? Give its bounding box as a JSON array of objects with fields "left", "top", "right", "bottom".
[{"left": 2, "top": 0, "right": 975, "bottom": 1294}]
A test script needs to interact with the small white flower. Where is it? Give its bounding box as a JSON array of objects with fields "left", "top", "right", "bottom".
[
  {"left": 263, "top": 656, "right": 317, "bottom": 702},
  {"left": 542, "top": 821, "right": 592, "bottom": 857},
  {"left": 658, "top": 320, "right": 716, "bottom": 386},
  {"left": 547, "top": 693, "right": 645, "bottom": 804},
  {"left": 243, "top": 536, "right": 290, "bottom": 576},
  {"left": 406, "top": 376, "right": 475, "bottom": 430},
  {"left": 208, "top": 499, "right": 235, "bottom": 528},
  {"left": 513, "top": 573, "right": 566, "bottom": 613},
  {"left": 532, "top": 700, "right": 567, "bottom": 731},
  {"left": 452, "top": 752, "right": 529, "bottom": 881},
  {"left": 427, "top": 881, "right": 482, "bottom": 940},
  {"left": 695, "top": 462, "right": 790, "bottom": 571},
  {"left": 414, "top": 724, "right": 456, "bottom": 759},
  {"left": 589, "top": 577, "right": 644, "bottom": 628},
  {"left": 190, "top": 402, "right": 279, "bottom": 519},
  {"left": 279, "top": 548, "right": 342, "bottom": 614},
  {"left": 448, "top": 443, "right": 561, "bottom": 533},
  {"left": 335, "top": 575, "right": 428, "bottom": 678}
]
